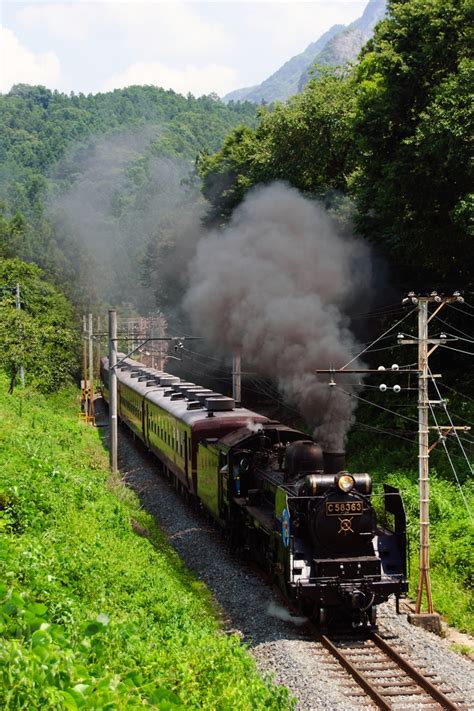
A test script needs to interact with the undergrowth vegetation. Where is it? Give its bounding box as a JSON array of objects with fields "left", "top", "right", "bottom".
[
  {"left": 348, "top": 426, "right": 474, "bottom": 634},
  {"left": 0, "top": 380, "right": 291, "bottom": 709}
]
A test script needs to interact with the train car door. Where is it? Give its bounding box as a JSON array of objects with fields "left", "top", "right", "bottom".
[
  {"left": 184, "top": 432, "right": 189, "bottom": 481},
  {"left": 218, "top": 450, "right": 229, "bottom": 519},
  {"left": 144, "top": 402, "right": 149, "bottom": 446}
]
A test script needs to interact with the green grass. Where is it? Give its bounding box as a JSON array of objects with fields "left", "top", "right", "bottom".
[
  {"left": 0, "top": 380, "right": 292, "bottom": 710},
  {"left": 348, "top": 429, "right": 474, "bottom": 635}
]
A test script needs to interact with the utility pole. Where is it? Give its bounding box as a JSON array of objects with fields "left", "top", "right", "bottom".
[
  {"left": 233, "top": 351, "right": 241, "bottom": 403},
  {"left": 15, "top": 284, "right": 25, "bottom": 386},
  {"left": 417, "top": 297, "right": 431, "bottom": 614},
  {"left": 109, "top": 309, "right": 118, "bottom": 473},
  {"left": 95, "top": 315, "right": 101, "bottom": 383},
  {"left": 399, "top": 291, "right": 464, "bottom": 627},
  {"left": 82, "top": 314, "right": 89, "bottom": 418},
  {"left": 88, "top": 313, "right": 95, "bottom": 420}
]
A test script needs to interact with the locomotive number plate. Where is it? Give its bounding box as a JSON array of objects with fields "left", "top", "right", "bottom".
[{"left": 325, "top": 501, "right": 363, "bottom": 516}]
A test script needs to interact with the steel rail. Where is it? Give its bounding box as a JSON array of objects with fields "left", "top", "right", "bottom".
[
  {"left": 319, "top": 635, "right": 391, "bottom": 710},
  {"left": 320, "top": 633, "right": 461, "bottom": 710},
  {"left": 371, "top": 632, "right": 459, "bottom": 710}
]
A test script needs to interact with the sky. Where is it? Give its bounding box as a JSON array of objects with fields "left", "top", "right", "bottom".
[{"left": 1, "top": 0, "right": 367, "bottom": 98}]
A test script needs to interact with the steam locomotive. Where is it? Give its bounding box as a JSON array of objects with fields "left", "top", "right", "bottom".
[{"left": 100, "top": 355, "right": 408, "bottom": 628}]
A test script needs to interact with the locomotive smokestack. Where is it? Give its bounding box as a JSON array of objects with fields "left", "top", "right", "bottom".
[{"left": 323, "top": 451, "right": 346, "bottom": 474}]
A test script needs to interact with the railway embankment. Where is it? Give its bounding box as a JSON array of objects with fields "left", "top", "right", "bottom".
[{"left": 0, "top": 380, "right": 291, "bottom": 709}]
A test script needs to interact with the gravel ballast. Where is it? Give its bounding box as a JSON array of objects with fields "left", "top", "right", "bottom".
[{"left": 105, "top": 409, "right": 473, "bottom": 710}]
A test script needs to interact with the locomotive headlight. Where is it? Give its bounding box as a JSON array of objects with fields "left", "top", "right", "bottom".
[{"left": 338, "top": 474, "right": 355, "bottom": 493}]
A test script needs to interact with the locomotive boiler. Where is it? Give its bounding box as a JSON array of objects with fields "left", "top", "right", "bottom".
[{"left": 100, "top": 355, "right": 408, "bottom": 628}]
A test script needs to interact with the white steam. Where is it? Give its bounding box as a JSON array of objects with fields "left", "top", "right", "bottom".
[
  {"left": 245, "top": 419, "right": 265, "bottom": 433},
  {"left": 184, "top": 182, "right": 371, "bottom": 450},
  {"left": 266, "top": 602, "right": 307, "bottom": 626}
]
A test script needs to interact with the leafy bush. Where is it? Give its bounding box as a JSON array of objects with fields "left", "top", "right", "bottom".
[
  {"left": 0, "top": 381, "right": 292, "bottom": 709},
  {"left": 0, "top": 259, "right": 78, "bottom": 393},
  {"left": 348, "top": 425, "right": 474, "bottom": 633}
]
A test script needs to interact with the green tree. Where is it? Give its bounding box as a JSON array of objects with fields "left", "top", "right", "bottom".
[
  {"left": 0, "top": 205, "right": 28, "bottom": 259},
  {"left": 0, "top": 85, "right": 257, "bottom": 308},
  {"left": 0, "top": 259, "right": 78, "bottom": 392},
  {"left": 197, "top": 125, "right": 259, "bottom": 223},
  {"left": 198, "top": 68, "right": 357, "bottom": 223},
  {"left": 352, "top": 0, "right": 473, "bottom": 286}
]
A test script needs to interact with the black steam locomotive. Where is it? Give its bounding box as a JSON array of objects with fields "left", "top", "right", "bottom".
[{"left": 100, "top": 355, "right": 408, "bottom": 628}]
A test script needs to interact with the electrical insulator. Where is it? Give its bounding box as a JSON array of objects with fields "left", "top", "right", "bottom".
[
  {"left": 393, "top": 384, "right": 401, "bottom": 393},
  {"left": 378, "top": 365, "right": 385, "bottom": 371},
  {"left": 379, "top": 384, "right": 387, "bottom": 392},
  {"left": 391, "top": 364, "right": 399, "bottom": 371}
]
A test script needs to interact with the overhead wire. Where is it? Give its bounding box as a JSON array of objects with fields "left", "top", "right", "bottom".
[
  {"left": 429, "top": 367, "right": 474, "bottom": 474},
  {"left": 341, "top": 308, "right": 417, "bottom": 369},
  {"left": 427, "top": 380, "right": 473, "bottom": 523},
  {"left": 439, "top": 344, "right": 474, "bottom": 357},
  {"left": 332, "top": 385, "right": 419, "bottom": 425},
  {"left": 438, "top": 381, "right": 474, "bottom": 403},
  {"left": 448, "top": 303, "right": 474, "bottom": 319},
  {"left": 352, "top": 421, "right": 417, "bottom": 444},
  {"left": 433, "top": 316, "right": 473, "bottom": 343}
]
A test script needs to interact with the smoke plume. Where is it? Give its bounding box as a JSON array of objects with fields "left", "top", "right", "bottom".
[
  {"left": 48, "top": 128, "right": 203, "bottom": 313},
  {"left": 184, "top": 183, "right": 372, "bottom": 450}
]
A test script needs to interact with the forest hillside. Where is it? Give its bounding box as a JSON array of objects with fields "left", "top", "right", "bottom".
[{"left": 0, "top": 85, "right": 256, "bottom": 312}]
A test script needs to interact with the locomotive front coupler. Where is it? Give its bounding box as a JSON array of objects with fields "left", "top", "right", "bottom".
[{"left": 339, "top": 583, "right": 374, "bottom": 611}]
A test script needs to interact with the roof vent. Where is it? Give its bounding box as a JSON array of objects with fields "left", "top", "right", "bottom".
[
  {"left": 195, "top": 390, "right": 220, "bottom": 404},
  {"left": 173, "top": 382, "right": 195, "bottom": 393},
  {"left": 163, "top": 389, "right": 175, "bottom": 397},
  {"left": 187, "top": 401, "right": 203, "bottom": 410},
  {"left": 146, "top": 380, "right": 157, "bottom": 387},
  {"left": 183, "top": 387, "right": 207, "bottom": 399},
  {"left": 205, "top": 397, "right": 235, "bottom": 412},
  {"left": 158, "top": 375, "right": 180, "bottom": 387},
  {"left": 170, "top": 393, "right": 184, "bottom": 401}
]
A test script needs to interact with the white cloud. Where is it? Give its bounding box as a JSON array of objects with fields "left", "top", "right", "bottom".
[
  {"left": 0, "top": 26, "right": 61, "bottom": 92},
  {"left": 111, "top": 2, "right": 230, "bottom": 57},
  {"left": 18, "top": 2, "right": 230, "bottom": 58},
  {"left": 18, "top": 3, "right": 97, "bottom": 41},
  {"left": 243, "top": 1, "right": 366, "bottom": 53},
  {"left": 101, "top": 60, "right": 237, "bottom": 97}
]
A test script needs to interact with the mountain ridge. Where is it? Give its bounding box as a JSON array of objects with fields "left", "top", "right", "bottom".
[{"left": 224, "top": 0, "right": 386, "bottom": 104}]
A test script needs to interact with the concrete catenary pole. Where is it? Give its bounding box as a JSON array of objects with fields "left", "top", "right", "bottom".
[
  {"left": 399, "top": 291, "right": 464, "bottom": 628},
  {"left": 233, "top": 351, "right": 241, "bottom": 403},
  {"left": 95, "top": 315, "right": 101, "bottom": 382},
  {"left": 15, "top": 283, "right": 25, "bottom": 386},
  {"left": 88, "top": 313, "right": 94, "bottom": 419},
  {"left": 109, "top": 309, "right": 118, "bottom": 473},
  {"left": 82, "top": 314, "right": 88, "bottom": 415},
  {"left": 416, "top": 297, "right": 433, "bottom": 614}
]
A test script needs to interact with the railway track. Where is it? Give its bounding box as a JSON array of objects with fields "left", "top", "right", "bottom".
[{"left": 319, "top": 631, "right": 464, "bottom": 710}]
